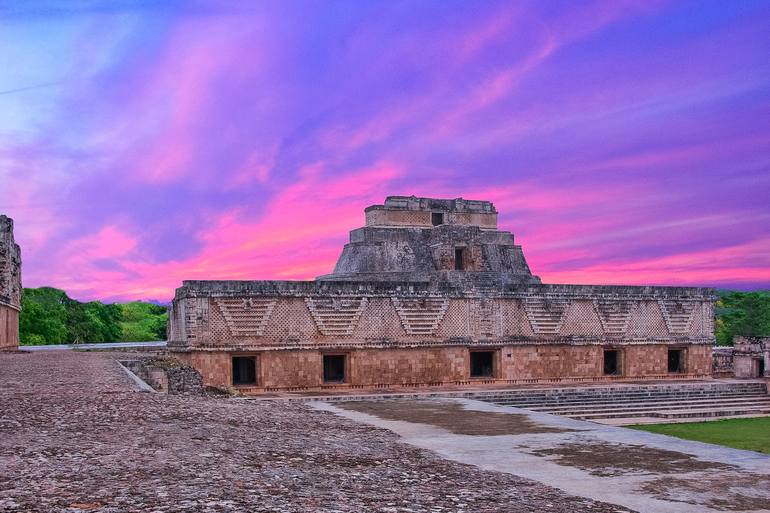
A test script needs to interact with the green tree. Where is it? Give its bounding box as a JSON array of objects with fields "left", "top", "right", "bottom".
[
  {"left": 19, "top": 287, "right": 166, "bottom": 345},
  {"left": 19, "top": 287, "right": 69, "bottom": 344},
  {"left": 715, "top": 291, "right": 770, "bottom": 345},
  {"left": 118, "top": 302, "right": 167, "bottom": 341}
]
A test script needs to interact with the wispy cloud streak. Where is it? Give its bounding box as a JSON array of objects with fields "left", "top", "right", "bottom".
[{"left": 1, "top": 0, "right": 769, "bottom": 300}]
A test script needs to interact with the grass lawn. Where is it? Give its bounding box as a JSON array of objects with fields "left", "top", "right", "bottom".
[{"left": 629, "top": 416, "right": 770, "bottom": 454}]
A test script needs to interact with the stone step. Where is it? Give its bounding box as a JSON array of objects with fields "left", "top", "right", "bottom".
[
  {"left": 477, "top": 381, "right": 770, "bottom": 423},
  {"left": 492, "top": 392, "right": 768, "bottom": 408},
  {"left": 543, "top": 399, "right": 770, "bottom": 417},
  {"left": 488, "top": 391, "right": 767, "bottom": 407},
  {"left": 482, "top": 382, "right": 767, "bottom": 396},
  {"left": 528, "top": 396, "right": 770, "bottom": 413},
  {"left": 481, "top": 381, "right": 766, "bottom": 395},
  {"left": 569, "top": 404, "right": 770, "bottom": 420}
]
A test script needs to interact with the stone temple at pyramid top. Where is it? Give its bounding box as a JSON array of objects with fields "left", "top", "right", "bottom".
[{"left": 317, "top": 196, "right": 541, "bottom": 285}]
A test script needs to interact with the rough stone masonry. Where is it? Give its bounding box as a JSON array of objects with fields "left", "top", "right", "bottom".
[
  {"left": 0, "top": 215, "right": 21, "bottom": 351},
  {"left": 168, "top": 196, "right": 717, "bottom": 392}
]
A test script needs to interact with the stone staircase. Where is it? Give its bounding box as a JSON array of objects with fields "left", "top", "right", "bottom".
[{"left": 477, "top": 381, "right": 770, "bottom": 424}]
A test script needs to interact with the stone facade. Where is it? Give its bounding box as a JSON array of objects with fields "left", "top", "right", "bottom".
[
  {"left": 711, "top": 338, "right": 769, "bottom": 378},
  {"left": 0, "top": 215, "right": 21, "bottom": 351},
  {"left": 732, "top": 336, "right": 769, "bottom": 378},
  {"left": 169, "top": 196, "right": 716, "bottom": 392},
  {"left": 712, "top": 346, "right": 735, "bottom": 377}
]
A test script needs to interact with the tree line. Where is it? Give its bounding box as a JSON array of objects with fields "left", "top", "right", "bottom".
[
  {"left": 20, "top": 287, "right": 167, "bottom": 345},
  {"left": 715, "top": 290, "right": 770, "bottom": 345}
]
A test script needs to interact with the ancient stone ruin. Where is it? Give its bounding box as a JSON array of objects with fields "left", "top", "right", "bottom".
[
  {"left": 168, "top": 196, "right": 717, "bottom": 392},
  {"left": 0, "top": 215, "right": 21, "bottom": 351},
  {"left": 712, "top": 336, "right": 769, "bottom": 378}
]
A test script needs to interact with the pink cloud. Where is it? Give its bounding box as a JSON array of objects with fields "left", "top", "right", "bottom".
[
  {"left": 38, "top": 161, "right": 405, "bottom": 301},
  {"left": 541, "top": 237, "right": 770, "bottom": 287}
]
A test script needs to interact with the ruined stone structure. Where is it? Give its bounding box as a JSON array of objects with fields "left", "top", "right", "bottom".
[
  {"left": 168, "top": 196, "right": 717, "bottom": 392},
  {"left": 733, "top": 337, "right": 769, "bottom": 378},
  {"left": 712, "top": 337, "right": 769, "bottom": 378},
  {"left": 0, "top": 215, "right": 21, "bottom": 351},
  {"left": 712, "top": 346, "right": 735, "bottom": 378}
]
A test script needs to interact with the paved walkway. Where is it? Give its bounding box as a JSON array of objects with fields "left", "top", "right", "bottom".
[
  {"left": 0, "top": 351, "right": 632, "bottom": 513},
  {"left": 317, "top": 398, "right": 770, "bottom": 513},
  {"left": 20, "top": 341, "right": 166, "bottom": 351}
]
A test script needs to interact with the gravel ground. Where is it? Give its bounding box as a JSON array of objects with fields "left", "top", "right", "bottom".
[{"left": 0, "top": 351, "right": 632, "bottom": 513}]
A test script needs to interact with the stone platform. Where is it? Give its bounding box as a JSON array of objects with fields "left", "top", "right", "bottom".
[
  {"left": 0, "top": 350, "right": 633, "bottom": 513},
  {"left": 474, "top": 380, "right": 770, "bottom": 425},
  {"left": 321, "top": 396, "right": 770, "bottom": 513}
]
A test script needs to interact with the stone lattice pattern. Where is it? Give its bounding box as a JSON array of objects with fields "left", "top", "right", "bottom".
[
  {"left": 593, "top": 299, "right": 635, "bottom": 334},
  {"left": 523, "top": 297, "right": 570, "bottom": 335},
  {"left": 658, "top": 300, "right": 697, "bottom": 334},
  {"left": 392, "top": 297, "right": 449, "bottom": 335},
  {"left": 306, "top": 297, "right": 368, "bottom": 336},
  {"left": 171, "top": 291, "right": 715, "bottom": 350},
  {"left": 214, "top": 297, "right": 276, "bottom": 337}
]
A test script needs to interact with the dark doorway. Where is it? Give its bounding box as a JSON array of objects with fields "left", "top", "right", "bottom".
[
  {"left": 603, "top": 349, "right": 620, "bottom": 375},
  {"left": 668, "top": 349, "right": 684, "bottom": 373},
  {"left": 454, "top": 247, "right": 465, "bottom": 270},
  {"left": 757, "top": 358, "right": 765, "bottom": 377},
  {"left": 323, "top": 354, "right": 346, "bottom": 383},
  {"left": 470, "top": 351, "right": 494, "bottom": 378},
  {"left": 431, "top": 212, "right": 444, "bottom": 226},
  {"left": 232, "top": 356, "right": 257, "bottom": 385}
]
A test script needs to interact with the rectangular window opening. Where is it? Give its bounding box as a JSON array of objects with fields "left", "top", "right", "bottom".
[
  {"left": 232, "top": 356, "right": 257, "bottom": 386},
  {"left": 603, "top": 349, "right": 620, "bottom": 376},
  {"left": 668, "top": 349, "right": 684, "bottom": 374},
  {"left": 470, "top": 351, "right": 494, "bottom": 378},
  {"left": 323, "top": 354, "right": 346, "bottom": 383},
  {"left": 454, "top": 247, "right": 465, "bottom": 270},
  {"left": 431, "top": 212, "right": 444, "bottom": 226}
]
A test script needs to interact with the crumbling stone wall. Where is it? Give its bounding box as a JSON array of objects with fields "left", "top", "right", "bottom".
[
  {"left": 0, "top": 215, "right": 21, "bottom": 351},
  {"left": 712, "top": 347, "right": 735, "bottom": 377},
  {"left": 733, "top": 336, "right": 769, "bottom": 378},
  {"left": 123, "top": 357, "right": 204, "bottom": 394}
]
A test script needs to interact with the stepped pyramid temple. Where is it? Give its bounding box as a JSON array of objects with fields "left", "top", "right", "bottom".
[
  {"left": 169, "top": 196, "right": 717, "bottom": 392},
  {"left": 0, "top": 215, "right": 21, "bottom": 351}
]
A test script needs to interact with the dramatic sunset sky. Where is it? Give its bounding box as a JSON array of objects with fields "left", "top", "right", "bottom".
[{"left": 1, "top": 1, "right": 769, "bottom": 302}]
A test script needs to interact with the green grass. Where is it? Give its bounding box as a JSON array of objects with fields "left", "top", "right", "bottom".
[{"left": 629, "top": 417, "right": 770, "bottom": 454}]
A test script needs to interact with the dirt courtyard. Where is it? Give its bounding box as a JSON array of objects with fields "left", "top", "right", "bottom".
[{"left": 0, "top": 350, "right": 631, "bottom": 513}]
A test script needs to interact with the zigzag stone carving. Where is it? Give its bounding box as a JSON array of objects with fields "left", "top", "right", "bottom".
[
  {"left": 305, "top": 297, "right": 368, "bottom": 336},
  {"left": 392, "top": 297, "right": 448, "bottom": 335},
  {"left": 658, "top": 300, "right": 697, "bottom": 334},
  {"left": 593, "top": 299, "right": 636, "bottom": 334},
  {"left": 524, "top": 297, "right": 570, "bottom": 335},
  {"left": 215, "top": 297, "right": 276, "bottom": 336}
]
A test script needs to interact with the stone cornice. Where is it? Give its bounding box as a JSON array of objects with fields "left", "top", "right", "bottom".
[{"left": 176, "top": 279, "right": 717, "bottom": 301}]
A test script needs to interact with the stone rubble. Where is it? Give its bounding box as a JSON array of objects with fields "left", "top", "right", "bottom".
[{"left": 0, "top": 351, "right": 632, "bottom": 513}]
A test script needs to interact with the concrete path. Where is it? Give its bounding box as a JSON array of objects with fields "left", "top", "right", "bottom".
[
  {"left": 315, "top": 398, "right": 770, "bottom": 513},
  {"left": 20, "top": 341, "right": 166, "bottom": 351}
]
